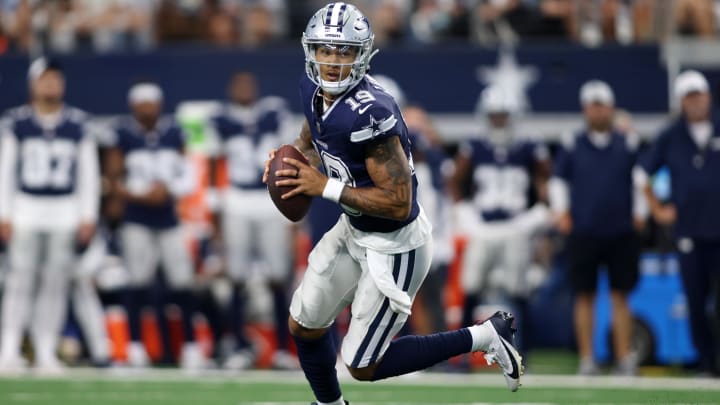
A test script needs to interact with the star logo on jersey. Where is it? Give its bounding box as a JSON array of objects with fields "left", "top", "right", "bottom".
[
  {"left": 364, "top": 114, "right": 383, "bottom": 137},
  {"left": 476, "top": 46, "right": 538, "bottom": 113}
]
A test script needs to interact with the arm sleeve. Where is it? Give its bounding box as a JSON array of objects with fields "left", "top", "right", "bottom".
[
  {"left": 76, "top": 135, "right": 100, "bottom": 223},
  {"left": 0, "top": 127, "right": 17, "bottom": 222},
  {"left": 548, "top": 177, "right": 570, "bottom": 214},
  {"left": 349, "top": 104, "right": 400, "bottom": 144}
]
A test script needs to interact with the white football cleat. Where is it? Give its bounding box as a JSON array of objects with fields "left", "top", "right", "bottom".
[
  {"left": 34, "top": 356, "right": 66, "bottom": 376},
  {"left": 127, "top": 342, "right": 150, "bottom": 368},
  {"left": 223, "top": 349, "right": 255, "bottom": 370},
  {"left": 180, "top": 343, "right": 209, "bottom": 371},
  {"left": 271, "top": 350, "right": 299, "bottom": 370},
  {"left": 0, "top": 354, "right": 27, "bottom": 374},
  {"left": 480, "top": 311, "right": 523, "bottom": 392}
]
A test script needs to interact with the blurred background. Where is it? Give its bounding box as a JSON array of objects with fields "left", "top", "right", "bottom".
[{"left": 0, "top": 0, "right": 719, "bottom": 379}]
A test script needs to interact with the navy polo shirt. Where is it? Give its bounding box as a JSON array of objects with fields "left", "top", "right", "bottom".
[
  {"left": 640, "top": 114, "right": 720, "bottom": 239},
  {"left": 555, "top": 131, "right": 638, "bottom": 237}
]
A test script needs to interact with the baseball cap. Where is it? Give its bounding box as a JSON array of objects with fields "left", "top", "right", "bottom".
[
  {"left": 27, "top": 57, "right": 63, "bottom": 83},
  {"left": 674, "top": 70, "right": 709, "bottom": 100},
  {"left": 580, "top": 80, "right": 615, "bottom": 106}
]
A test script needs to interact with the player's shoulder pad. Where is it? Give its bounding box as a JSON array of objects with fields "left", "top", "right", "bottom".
[
  {"left": 257, "top": 96, "right": 290, "bottom": 113},
  {"left": 359, "top": 77, "right": 398, "bottom": 108},
  {"left": 4, "top": 105, "right": 33, "bottom": 123},
  {"left": 158, "top": 115, "right": 181, "bottom": 135},
  {"left": 160, "top": 116, "right": 187, "bottom": 146},
  {"left": 64, "top": 106, "right": 90, "bottom": 124},
  {"left": 349, "top": 103, "right": 399, "bottom": 144}
]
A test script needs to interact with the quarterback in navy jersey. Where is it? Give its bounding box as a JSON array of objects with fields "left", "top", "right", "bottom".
[
  {"left": 105, "top": 82, "right": 203, "bottom": 370},
  {"left": 206, "top": 71, "right": 297, "bottom": 370},
  {"left": 0, "top": 58, "right": 100, "bottom": 372},
  {"left": 450, "top": 85, "right": 550, "bottom": 330},
  {"left": 262, "top": 4, "right": 522, "bottom": 404}
]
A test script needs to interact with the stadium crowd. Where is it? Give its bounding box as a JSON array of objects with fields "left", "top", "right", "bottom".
[{"left": 1, "top": 0, "right": 720, "bottom": 54}]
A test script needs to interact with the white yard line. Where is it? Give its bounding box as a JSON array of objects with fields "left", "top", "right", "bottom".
[{"left": 0, "top": 368, "right": 718, "bottom": 391}]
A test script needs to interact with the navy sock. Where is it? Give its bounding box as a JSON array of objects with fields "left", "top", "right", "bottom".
[
  {"left": 172, "top": 289, "right": 197, "bottom": 342},
  {"left": 371, "top": 329, "right": 473, "bottom": 381},
  {"left": 271, "top": 285, "right": 289, "bottom": 350},
  {"left": 293, "top": 331, "right": 342, "bottom": 403},
  {"left": 124, "top": 287, "right": 146, "bottom": 342},
  {"left": 231, "top": 284, "right": 251, "bottom": 350}
]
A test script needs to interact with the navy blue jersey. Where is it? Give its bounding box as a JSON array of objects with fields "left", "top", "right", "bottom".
[
  {"left": 2, "top": 105, "right": 89, "bottom": 196},
  {"left": 459, "top": 138, "right": 545, "bottom": 221},
  {"left": 114, "top": 116, "right": 185, "bottom": 229},
  {"left": 299, "top": 74, "right": 419, "bottom": 233},
  {"left": 209, "top": 97, "right": 290, "bottom": 190},
  {"left": 640, "top": 115, "right": 720, "bottom": 239},
  {"left": 555, "top": 131, "right": 638, "bottom": 237}
]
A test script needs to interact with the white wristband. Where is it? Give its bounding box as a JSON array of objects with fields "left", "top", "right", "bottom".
[{"left": 322, "top": 178, "right": 345, "bottom": 203}]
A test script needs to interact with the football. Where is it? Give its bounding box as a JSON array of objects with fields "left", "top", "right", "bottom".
[{"left": 267, "top": 144, "right": 313, "bottom": 222}]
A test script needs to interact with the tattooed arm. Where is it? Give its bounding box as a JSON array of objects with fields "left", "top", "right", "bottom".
[
  {"left": 294, "top": 120, "right": 321, "bottom": 167},
  {"left": 338, "top": 136, "right": 412, "bottom": 220},
  {"left": 274, "top": 135, "right": 412, "bottom": 221},
  {"left": 264, "top": 119, "right": 320, "bottom": 184}
]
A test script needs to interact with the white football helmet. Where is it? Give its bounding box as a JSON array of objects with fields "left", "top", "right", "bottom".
[
  {"left": 302, "top": 2, "right": 377, "bottom": 95},
  {"left": 477, "top": 85, "right": 517, "bottom": 146}
]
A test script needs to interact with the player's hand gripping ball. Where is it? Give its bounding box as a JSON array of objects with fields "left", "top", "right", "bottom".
[{"left": 267, "top": 145, "right": 313, "bottom": 222}]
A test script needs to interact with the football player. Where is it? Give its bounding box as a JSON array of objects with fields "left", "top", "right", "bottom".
[
  {"left": 263, "top": 4, "right": 523, "bottom": 404},
  {"left": 206, "top": 71, "right": 297, "bottom": 370},
  {"left": 0, "top": 58, "right": 100, "bottom": 372},
  {"left": 105, "top": 82, "right": 203, "bottom": 369},
  {"left": 450, "top": 85, "right": 550, "bottom": 330}
]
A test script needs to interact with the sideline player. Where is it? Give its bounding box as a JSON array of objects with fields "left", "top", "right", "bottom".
[
  {"left": 206, "top": 71, "right": 297, "bottom": 369},
  {"left": 0, "top": 58, "right": 99, "bottom": 372},
  {"left": 263, "top": 4, "right": 523, "bottom": 404},
  {"left": 451, "top": 85, "right": 550, "bottom": 329},
  {"left": 105, "top": 82, "right": 203, "bottom": 369}
]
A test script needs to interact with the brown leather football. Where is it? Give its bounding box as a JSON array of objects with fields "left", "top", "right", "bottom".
[{"left": 267, "top": 144, "right": 313, "bottom": 222}]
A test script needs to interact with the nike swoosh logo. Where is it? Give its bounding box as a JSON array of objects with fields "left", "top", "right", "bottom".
[
  {"left": 358, "top": 104, "right": 373, "bottom": 114},
  {"left": 500, "top": 338, "right": 520, "bottom": 379}
]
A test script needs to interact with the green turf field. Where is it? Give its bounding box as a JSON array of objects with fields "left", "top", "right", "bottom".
[{"left": 0, "top": 370, "right": 718, "bottom": 405}]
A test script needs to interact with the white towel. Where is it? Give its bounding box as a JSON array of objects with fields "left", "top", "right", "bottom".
[{"left": 366, "top": 249, "right": 412, "bottom": 315}]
